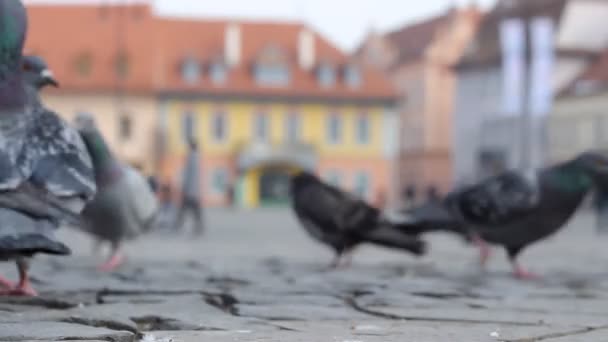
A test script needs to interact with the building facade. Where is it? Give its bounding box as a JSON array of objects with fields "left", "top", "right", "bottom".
[
  {"left": 25, "top": 4, "right": 398, "bottom": 208},
  {"left": 354, "top": 7, "right": 481, "bottom": 196},
  {"left": 25, "top": 4, "right": 161, "bottom": 173},
  {"left": 156, "top": 20, "right": 398, "bottom": 208},
  {"left": 452, "top": 0, "right": 608, "bottom": 184},
  {"left": 548, "top": 50, "right": 608, "bottom": 162}
]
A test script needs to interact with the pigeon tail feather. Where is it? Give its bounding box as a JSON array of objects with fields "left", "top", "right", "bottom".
[
  {"left": 361, "top": 224, "right": 427, "bottom": 256},
  {"left": 0, "top": 233, "right": 71, "bottom": 256}
]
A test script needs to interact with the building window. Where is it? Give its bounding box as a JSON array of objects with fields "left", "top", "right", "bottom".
[
  {"left": 182, "top": 110, "right": 197, "bottom": 143},
  {"left": 344, "top": 64, "right": 362, "bottom": 88},
  {"left": 355, "top": 112, "right": 370, "bottom": 144},
  {"left": 73, "top": 52, "right": 93, "bottom": 77},
  {"left": 254, "top": 64, "right": 290, "bottom": 86},
  {"left": 253, "top": 111, "right": 269, "bottom": 141},
  {"left": 324, "top": 170, "right": 341, "bottom": 187},
  {"left": 210, "top": 168, "right": 228, "bottom": 194},
  {"left": 326, "top": 112, "right": 342, "bottom": 144},
  {"left": 115, "top": 51, "right": 129, "bottom": 79},
  {"left": 210, "top": 62, "right": 227, "bottom": 84},
  {"left": 211, "top": 109, "right": 227, "bottom": 142},
  {"left": 317, "top": 63, "right": 336, "bottom": 87},
  {"left": 119, "top": 113, "right": 132, "bottom": 141},
  {"left": 285, "top": 111, "right": 300, "bottom": 143},
  {"left": 181, "top": 58, "right": 201, "bottom": 84},
  {"left": 353, "top": 171, "right": 370, "bottom": 199}
]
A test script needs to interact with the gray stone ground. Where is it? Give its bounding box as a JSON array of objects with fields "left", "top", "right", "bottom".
[{"left": 2, "top": 208, "right": 608, "bottom": 341}]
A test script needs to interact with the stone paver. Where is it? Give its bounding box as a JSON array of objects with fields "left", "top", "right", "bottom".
[{"left": 1, "top": 208, "right": 608, "bottom": 341}]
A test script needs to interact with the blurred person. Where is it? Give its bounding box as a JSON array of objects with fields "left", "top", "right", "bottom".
[
  {"left": 148, "top": 174, "right": 159, "bottom": 194},
  {"left": 227, "top": 180, "right": 235, "bottom": 209},
  {"left": 174, "top": 139, "right": 205, "bottom": 236},
  {"left": 402, "top": 184, "right": 417, "bottom": 209},
  {"left": 156, "top": 183, "right": 175, "bottom": 231},
  {"left": 426, "top": 185, "right": 440, "bottom": 203}
]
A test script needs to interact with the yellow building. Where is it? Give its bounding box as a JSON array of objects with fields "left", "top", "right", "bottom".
[
  {"left": 25, "top": 4, "right": 398, "bottom": 208},
  {"left": 158, "top": 18, "right": 398, "bottom": 208}
]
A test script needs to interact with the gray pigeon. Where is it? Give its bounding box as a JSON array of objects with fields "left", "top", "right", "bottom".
[
  {"left": 400, "top": 152, "right": 608, "bottom": 279},
  {"left": 22, "top": 55, "right": 59, "bottom": 90},
  {"left": 0, "top": 1, "right": 96, "bottom": 296},
  {"left": 75, "top": 114, "right": 158, "bottom": 271}
]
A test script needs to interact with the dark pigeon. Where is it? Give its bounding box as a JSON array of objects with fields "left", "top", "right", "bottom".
[
  {"left": 400, "top": 152, "right": 608, "bottom": 279},
  {"left": 0, "top": 1, "right": 96, "bottom": 296},
  {"left": 75, "top": 114, "right": 158, "bottom": 272},
  {"left": 290, "top": 171, "right": 426, "bottom": 268}
]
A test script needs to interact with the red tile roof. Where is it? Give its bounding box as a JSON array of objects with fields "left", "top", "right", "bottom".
[
  {"left": 24, "top": 4, "right": 396, "bottom": 101},
  {"left": 384, "top": 13, "right": 452, "bottom": 65}
]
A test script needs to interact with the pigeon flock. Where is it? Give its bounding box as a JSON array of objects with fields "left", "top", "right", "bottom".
[{"left": 0, "top": 0, "right": 607, "bottom": 297}]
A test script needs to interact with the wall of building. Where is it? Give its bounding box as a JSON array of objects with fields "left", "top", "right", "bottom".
[
  {"left": 42, "top": 92, "right": 159, "bottom": 174},
  {"left": 452, "top": 66, "right": 502, "bottom": 185},
  {"left": 162, "top": 99, "right": 396, "bottom": 207},
  {"left": 548, "top": 92, "right": 608, "bottom": 162}
]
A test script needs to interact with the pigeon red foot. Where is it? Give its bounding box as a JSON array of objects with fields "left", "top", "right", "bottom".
[
  {"left": 472, "top": 234, "right": 492, "bottom": 268},
  {"left": 512, "top": 263, "right": 540, "bottom": 280},
  {"left": 0, "top": 261, "right": 38, "bottom": 296},
  {"left": 98, "top": 252, "right": 126, "bottom": 272},
  {"left": 0, "top": 275, "right": 14, "bottom": 289}
]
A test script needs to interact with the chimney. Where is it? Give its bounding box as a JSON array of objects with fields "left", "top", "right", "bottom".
[
  {"left": 298, "top": 28, "right": 315, "bottom": 70},
  {"left": 225, "top": 23, "right": 241, "bottom": 67}
]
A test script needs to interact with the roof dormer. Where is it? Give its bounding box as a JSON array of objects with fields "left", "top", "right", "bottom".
[
  {"left": 180, "top": 56, "right": 201, "bottom": 84},
  {"left": 343, "top": 63, "right": 362, "bottom": 88},
  {"left": 316, "top": 60, "right": 336, "bottom": 88},
  {"left": 254, "top": 45, "right": 290, "bottom": 86}
]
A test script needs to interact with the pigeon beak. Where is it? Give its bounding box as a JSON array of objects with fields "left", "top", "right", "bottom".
[{"left": 41, "top": 69, "right": 59, "bottom": 87}]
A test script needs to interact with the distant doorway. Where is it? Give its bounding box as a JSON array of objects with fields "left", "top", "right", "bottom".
[{"left": 259, "top": 167, "right": 292, "bottom": 206}]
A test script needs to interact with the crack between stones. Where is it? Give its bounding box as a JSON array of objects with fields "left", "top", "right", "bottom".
[
  {"left": 500, "top": 325, "right": 608, "bottom": 342},
  {"left": 343, "top": 296, "right": 542, "bottom": 327},
  {"left": 60, "top": 316, "right": 140, "bottom": 334},
  {"left": 202, "top": 291, "right": 240, "bottom": 316}
]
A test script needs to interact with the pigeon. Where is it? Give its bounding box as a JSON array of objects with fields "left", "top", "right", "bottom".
[
  {"left": 400, "top": 151, "right": 608, "bottom": 279},
  {"left": 290, "top": 171, "right": 426, "bottom": 268},
  {"left": 22, "top": 55, "right": 58, "bottom": 91},
  {"left": 75, "top": 114, "right": 159, "bottom": 271},
  {"left": 0, "top": 1, "right": 96, "bottom": 296}
]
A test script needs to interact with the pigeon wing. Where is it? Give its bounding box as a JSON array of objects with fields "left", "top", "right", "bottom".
[
  {"left": 450, "top": 171, "right": 538, "bottom": 227},
  {"left": 25, "top": 107, "right": 96, "bottom": 202}
]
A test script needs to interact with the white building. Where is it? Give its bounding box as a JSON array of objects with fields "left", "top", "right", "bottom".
[{"left": 452, "top": 0, "right": 608, "bottom": 184}]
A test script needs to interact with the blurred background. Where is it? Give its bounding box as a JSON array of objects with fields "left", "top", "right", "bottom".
[{"left": 21, "top": 0, "right": 600, "bottom": 211}]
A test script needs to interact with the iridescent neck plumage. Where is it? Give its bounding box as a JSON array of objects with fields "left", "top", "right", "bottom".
[{"left": 0, "top": 69, "right": 26, "bottom": 108}]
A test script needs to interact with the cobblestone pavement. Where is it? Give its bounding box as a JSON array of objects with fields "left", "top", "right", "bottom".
[{"left": 2, "top": 208, "right": 608, "bottom": 341}]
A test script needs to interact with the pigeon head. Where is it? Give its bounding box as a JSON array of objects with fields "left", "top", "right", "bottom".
[
  {"left": 573, "top": 151, "right": 608, "bottom": 176},
  {"left": 0, "top": 0, "right": 27, "bottom": 107},
  {"left": 22, "top": 55, "right": 59, "bottom": 89},
  {"left": 290, "top": 171, "right": 320, "bottom": 195}
]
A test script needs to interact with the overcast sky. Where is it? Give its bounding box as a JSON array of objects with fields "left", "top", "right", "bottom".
[{"left": 25, "top": 0, "right": 497, "bottom": 51}]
